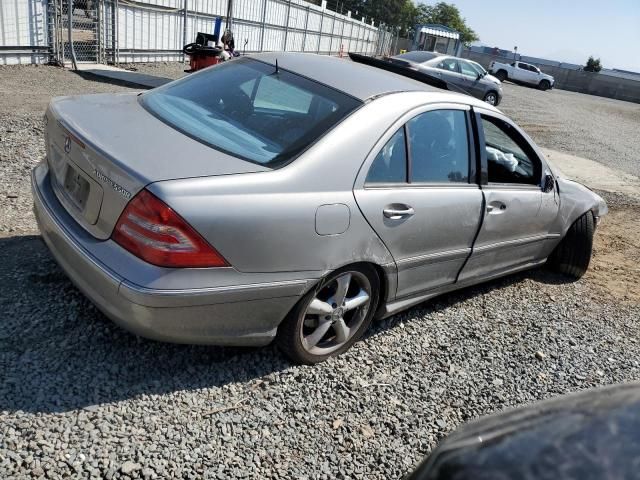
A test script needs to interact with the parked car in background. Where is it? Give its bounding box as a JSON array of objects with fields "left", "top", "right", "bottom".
[
  {"left": 489, "top": 60, "right": 555, "bottom": 90},
  {"left": 392, "top": 51, "right": 503, "bottom": 106},
  {"left": 33, "top": 53, "right": 606, "bottom": 364}
]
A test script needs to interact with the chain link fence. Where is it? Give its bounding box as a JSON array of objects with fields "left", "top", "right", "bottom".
[
  {"left": 43, "top": 0, "right": 392, "bottom": 66},
  {"left": 47, "top": 0, "right": 104, "bottom": 65}
]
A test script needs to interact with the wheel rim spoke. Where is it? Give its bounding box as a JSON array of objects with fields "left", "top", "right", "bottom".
[
  {"left": 333, "top": 318, "right": 350, "bottom": 344},
  {"left": 344, "top": 290, "right": 370, "bottom": 312},
  {"left": 307, "top": 298, "right": 333, "bottom": 315},
  {"left": 300, "top": 271, "right": 372, "bottom": 355},
  {"left": 304, "top": 320, "right": 333, "bottom": 349},
  {"left": 332, "top": 273, "right": 351, "bottom": 307}
]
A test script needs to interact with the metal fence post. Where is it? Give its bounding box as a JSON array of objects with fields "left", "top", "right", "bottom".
[
  {"left": 301, "top": 5, "right": 309, "bottom": 52},
  {"left": 283, "top": 0, "right": 291, "bottom": 51},
  {"left": 317, "top": 7, "right": 324, "bottom": 53},
  {"left": 259, "top": 0, "right": 268, "bottom": 52},
  {"left": 338, "top": 14, "right": 345, "bottom": 56},
  {"left": 183, "top": 0, "right": 188, "bottom": 62},
  {"left": 329, "top": 12, "right": 336, "bottom": 55}
]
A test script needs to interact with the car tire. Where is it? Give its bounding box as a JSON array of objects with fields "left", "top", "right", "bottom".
[
  {"left": 484, "top": 91, "right": 499, "bottom": 106},
  {"left": 495, "top": 70, "right": 507, "bottom": 82},
  {"left": 548, "top": 211, "right": 595, "bottom": 279},
  {"left": 539, "top": 80, "right": 550, "bottom": 91},
  {"left": 276, "top": 264, "right": 380, "bottom": 364}
]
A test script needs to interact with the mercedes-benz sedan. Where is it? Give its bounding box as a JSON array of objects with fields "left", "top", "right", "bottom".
[{"left": 32, "top": 53, "right": 606, "bottom": 364}]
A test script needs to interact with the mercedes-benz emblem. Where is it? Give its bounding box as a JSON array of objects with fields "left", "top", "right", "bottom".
[{"left": 64, "top": 136, "right": 71, "bottom": 153}]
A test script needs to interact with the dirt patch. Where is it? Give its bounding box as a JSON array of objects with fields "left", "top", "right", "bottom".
[{"left": 586, "top": 201, "right": 640, "bottom": 303}]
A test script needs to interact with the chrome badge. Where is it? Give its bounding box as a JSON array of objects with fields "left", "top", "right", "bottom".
[
  {"left": 94, "top": 169, "right": 132, "bottom": 200},
  {"left": 64, "top": 136, "right": 71, "bottom": 153}
]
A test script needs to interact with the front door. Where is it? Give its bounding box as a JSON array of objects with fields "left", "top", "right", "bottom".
[
  {"left": 459, "top": 110, "right": 559, "bottom": 281},
  {"left": 459, "top": 59, "right": 485, "bottom": 98},
  {"left": 354, "top": 106, "right": 483, "bottom": 299}
]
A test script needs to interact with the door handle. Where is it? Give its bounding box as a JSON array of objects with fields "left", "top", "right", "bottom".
[{"left": 383, "top": 206, "right": 415, "bottom": 219}]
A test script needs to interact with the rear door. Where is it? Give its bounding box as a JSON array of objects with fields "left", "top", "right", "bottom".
[
  {"left": 459, "top": 59, "right": 485, "bottom": 98},
  {"left": 459, "top": 108, "right": 559, "bottom": 281},
  {"left": 513, "top": 62, "right": 529, "bottom": 82},
  {"left": 354, "top": 104, "right": 483, "bottom": 299}
]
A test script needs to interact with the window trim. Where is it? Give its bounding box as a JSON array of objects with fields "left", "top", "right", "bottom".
[{"left": 474, "top": 110, "right": 544, "bottom": 188}]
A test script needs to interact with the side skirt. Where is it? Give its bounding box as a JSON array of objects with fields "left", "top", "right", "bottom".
[{"left": 376, "top": 258, "right": 547, "bottom": 319}]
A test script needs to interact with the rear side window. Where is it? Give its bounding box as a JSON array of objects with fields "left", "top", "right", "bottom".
[
  {"left": 408, "top": 110, "right": 470, "bottom": 183},
  {"left": 141, "top": 58, "right": 361, "bottom": 167},
  {"left": 481, "top": 115, "right": 541, "bottom": 185},
  {"left": 366, "top": 128, "right": 407, "bottom": 184},
  {"left": 436, "top": 58, "right": 459, "bottom": 72}
]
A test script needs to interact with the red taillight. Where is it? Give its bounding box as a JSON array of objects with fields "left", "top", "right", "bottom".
[{"left": 111, "top": 189, "right": 228, "bottom": 268}]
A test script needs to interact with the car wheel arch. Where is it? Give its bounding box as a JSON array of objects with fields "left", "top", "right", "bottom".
[{"left": 296, "top": 261, "right": 390, "bottom": 309}]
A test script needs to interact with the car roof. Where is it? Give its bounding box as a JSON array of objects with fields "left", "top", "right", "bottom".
[{"left": 249, "top": 52, "right": 441, "bottom": 101}]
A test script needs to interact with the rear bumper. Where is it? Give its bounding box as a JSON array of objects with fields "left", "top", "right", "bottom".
[{"left": 31, "top": 162, "right": 308, "bottom": 346}]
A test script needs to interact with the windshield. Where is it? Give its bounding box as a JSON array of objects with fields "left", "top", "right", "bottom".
[{"left": 141, "top": 58, "right": 361, "bottom": 167}]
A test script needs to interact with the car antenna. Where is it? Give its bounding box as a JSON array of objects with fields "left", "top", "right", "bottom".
[{"left": 275, "top": 58, "right": 279, "bottom": 74}]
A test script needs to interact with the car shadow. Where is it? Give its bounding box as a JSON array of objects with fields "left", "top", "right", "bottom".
[{"left": 0, "top": 234, "right": 576, "bottom": 414}]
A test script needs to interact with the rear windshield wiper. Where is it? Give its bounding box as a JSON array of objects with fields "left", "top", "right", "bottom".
[{"left": 348, "top": 53, "right": 471, "bottom": 97}]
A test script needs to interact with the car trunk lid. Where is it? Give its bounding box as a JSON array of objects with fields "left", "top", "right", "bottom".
[{"left": 46, "top": 93, "right": 269, "bottom": 240}]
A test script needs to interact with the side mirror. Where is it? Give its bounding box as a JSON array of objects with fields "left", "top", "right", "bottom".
[
  {"left": 476, "top": 73, "right": 482, "bottom": 80},
  {"left": 543, "top": 173, "right": 555, "bottom": 193}
]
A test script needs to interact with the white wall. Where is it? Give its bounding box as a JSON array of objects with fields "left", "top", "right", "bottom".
[{"left": 0, "top": 0, "right": 48, "bottom": 65}]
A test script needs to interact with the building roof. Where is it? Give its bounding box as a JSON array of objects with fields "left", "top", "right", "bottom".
[
  {"left": 250, "top": 52, "right": 439, "bottom": 101},
  {"left": 416, "top": 24, "right": 460, "bottom": 39}
]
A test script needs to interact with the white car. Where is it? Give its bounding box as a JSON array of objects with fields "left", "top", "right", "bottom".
[{"left": 489, "top": 60, "right": 555, "bottom": 90}]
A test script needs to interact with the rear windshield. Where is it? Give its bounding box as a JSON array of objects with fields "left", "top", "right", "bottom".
[
  {"left": 394, "top": 51, "right": 439, "bottom": 63},
  {"left": 140, "top": 58, "right": 361, "bottom": 167}
]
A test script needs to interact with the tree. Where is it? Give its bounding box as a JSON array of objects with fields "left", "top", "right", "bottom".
[
  {"left": 414, "top": 2, "right": 479, "bottom": 45},
  {"left": 584, "top": 56, "right": 602, "bottom": 72}
]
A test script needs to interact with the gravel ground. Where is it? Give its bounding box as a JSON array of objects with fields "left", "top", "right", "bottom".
[{"left": 1, "top": 64, "right": 640, "bottom": 479}]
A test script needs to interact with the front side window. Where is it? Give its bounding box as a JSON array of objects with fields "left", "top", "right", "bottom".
[
  {"left": 366, "top": 128, "right": 407, "bottom": 184},
  {"left": 481, "top": 115, "right": 540, "bottom": 185},
  {"left": 407, "top": 110, "right": 470, "bottom": 183},
  {"left": 460, "top": 60, "right": 478, "bottom": 78},
  {"left": 467, "top": 61, "right": 486, "bottom": 76},
  {"left": 141, "top": 58, "right": 361, "bottom": 167}
]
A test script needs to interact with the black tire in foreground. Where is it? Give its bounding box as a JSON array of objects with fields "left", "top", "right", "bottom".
[
  {"left": 539, "top": 79, "right": 551, "bottom": 91},
  {"left": 548, "top": 211, "right": 595, "bottom": 279},
  {"left": 277, "top": 264, "right": 380, "bottom": 364},
  {"left": 495, "top": 70, "right": 508, "bottom": 82}
]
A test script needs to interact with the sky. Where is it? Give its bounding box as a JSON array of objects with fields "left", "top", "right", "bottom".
[{"left": 430, "top": 0, "right": 640, "bottom": 71}]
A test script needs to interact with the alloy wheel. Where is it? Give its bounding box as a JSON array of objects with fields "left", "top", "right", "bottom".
[{"left": 299, "top": 271, "right": 372, "bottom": 356}]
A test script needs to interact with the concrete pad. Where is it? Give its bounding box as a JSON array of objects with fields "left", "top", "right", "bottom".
[
  {"left": 542, "top": 148, "right": 640, "bottom": 199},
  {"left": 75, "top": 63, "right": 173, "bottom": 89}
]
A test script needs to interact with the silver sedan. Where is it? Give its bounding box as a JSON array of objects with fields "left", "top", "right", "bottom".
[{"left": 32, "top": 53, "right": 607, "bottom": 364}]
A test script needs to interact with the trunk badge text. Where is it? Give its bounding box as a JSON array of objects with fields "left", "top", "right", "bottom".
[{"left": 94, "top": 169, "right": 132, "bottom": 200}]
